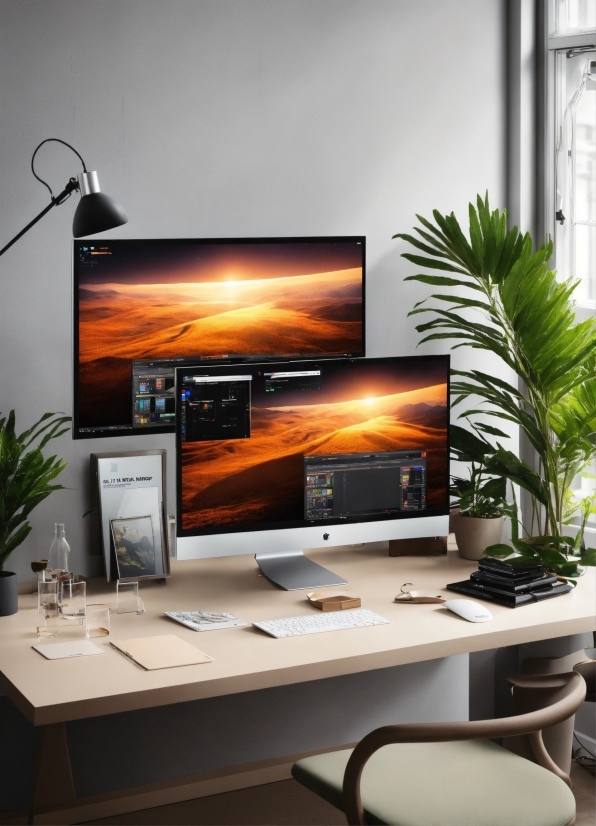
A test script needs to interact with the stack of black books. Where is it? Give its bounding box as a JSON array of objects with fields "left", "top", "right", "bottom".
[{"left": 446, "top": 557, "right": 573, "bottom": 607}]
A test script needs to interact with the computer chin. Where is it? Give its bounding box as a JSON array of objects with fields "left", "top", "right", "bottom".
[{"left": 176, "top": 515, "right": 449, "bottom": 563}]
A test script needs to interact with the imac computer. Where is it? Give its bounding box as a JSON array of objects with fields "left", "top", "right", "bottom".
[
  {"left": 73, "top": 237, "right": 365, "bottom": 438},
  {"left": 176, "top": 355, "right": 450, "bottom": 589}
]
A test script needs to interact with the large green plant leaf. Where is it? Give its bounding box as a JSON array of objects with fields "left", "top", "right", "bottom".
[
  {"left": 450, "top": 423, "right": 496, "bottom": 463},
  {"left": 396, "top": 193, "right": 596, "bottom": 540}
]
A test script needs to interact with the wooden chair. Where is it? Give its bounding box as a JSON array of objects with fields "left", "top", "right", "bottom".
[{"left": 292, "top": 672, "right": 586, "bottom": 826}]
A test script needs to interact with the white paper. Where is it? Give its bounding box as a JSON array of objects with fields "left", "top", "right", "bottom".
[
  {"left": 33, "top": 640, "right": 105, "bottom": 659},
  {"left": 165, "top": 611, "right": 247, "bottom": 632}
]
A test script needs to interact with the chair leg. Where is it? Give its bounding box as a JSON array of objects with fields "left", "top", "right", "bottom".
[{"left": 503, "top": 673, "right": 577, "bottom": 776}]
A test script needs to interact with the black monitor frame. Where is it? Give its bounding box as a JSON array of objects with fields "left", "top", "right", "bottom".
[{"left": 175, "top": 355, "right": 451, "bottom": 541}]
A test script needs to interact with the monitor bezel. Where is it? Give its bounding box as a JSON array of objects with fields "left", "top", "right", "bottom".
[
  {"left": 72, "top": 236, "right": 366, "bottom": 439},
  {"left": 175, "top": 354, "right": 451, "bottom": 541}
]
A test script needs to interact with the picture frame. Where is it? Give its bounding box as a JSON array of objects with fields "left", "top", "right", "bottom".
[
  {"left": 91, "top": 449, "right": 170, "bottom": 582},
  {"left": 111, "top": 515, "right": 158, "bottom": 580}
]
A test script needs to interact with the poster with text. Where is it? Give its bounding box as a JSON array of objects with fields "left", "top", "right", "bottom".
[{"left": 94, "top": 451, "right": 168, "bottom": 581}]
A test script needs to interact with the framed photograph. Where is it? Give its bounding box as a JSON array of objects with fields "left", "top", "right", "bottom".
[
  {"left": 91, "top": 450, "right": 170, "bottom": 581},
  {"left": 111, "top": 516, "right": 158, "bottom": 580}
]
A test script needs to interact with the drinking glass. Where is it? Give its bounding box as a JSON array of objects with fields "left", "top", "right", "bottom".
[
  {"left": 117, "top": 581, "right": 145, "bottom": 614},
  {"left": 31, "top": 559, "right": 48, "bottom": 577},
  {"left": 86, "top": 604, "right": 110, "bottom": 638},
  {"left": 37, "top": 602, "right": 60, "bottom": 638},
  {"left": 30, "top": 558, "right": 48, "bottom": 590},
  {"left": 61, "top": 580, "right": 86, "bottom": 623},
  {"left": 38, "top": 579, "right": 59, "bottom": 614}
]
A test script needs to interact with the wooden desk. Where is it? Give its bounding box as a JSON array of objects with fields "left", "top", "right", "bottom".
[{"left": 1, "top": 546, "right": 594, "bottom": 822}]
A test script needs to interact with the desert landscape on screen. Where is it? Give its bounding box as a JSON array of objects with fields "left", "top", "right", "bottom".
[
  {"left": 78, "top": 266, "right": 363, "bottom": 426},
  {"left": 181, "top": 381, "right": 448, "bottom": 530}
]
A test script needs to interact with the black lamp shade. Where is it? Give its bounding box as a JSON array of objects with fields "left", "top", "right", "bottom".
[
  {"left": 0, "top": 153, "right": 130, "bottom": 256},
  {"left": 72, "top": 192, "right": 128, "bottom": 238}
]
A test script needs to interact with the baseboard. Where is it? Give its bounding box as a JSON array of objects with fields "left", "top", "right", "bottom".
[{"left": 2, "top": 742, "right": 355, "bottom": 826}]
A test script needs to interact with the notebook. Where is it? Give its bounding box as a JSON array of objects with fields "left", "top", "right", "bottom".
[
  {"left": 478, "top": 558, "right": 544, "bottom": 578},
  {"left": 446, "top": 578, "right": 573, "bottom": 607},
  {"left": 470, "top": 571, "right": 559, "bottom": 593},
  {"left": 110, "top": 635, "right": 213, "bottom": 670}
]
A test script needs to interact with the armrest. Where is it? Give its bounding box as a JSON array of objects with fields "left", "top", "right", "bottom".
[{"left": 574, "top": 660, "right": 596, "bottom": 701}]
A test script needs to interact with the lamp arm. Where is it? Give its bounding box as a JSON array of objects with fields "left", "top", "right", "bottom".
[{"left": 0, "top": 177, "right": 80, "bottom": 257}]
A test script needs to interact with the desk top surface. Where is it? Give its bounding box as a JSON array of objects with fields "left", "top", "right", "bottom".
[{"left": 1, "top": 547, "right": 594, "bottom": 725}]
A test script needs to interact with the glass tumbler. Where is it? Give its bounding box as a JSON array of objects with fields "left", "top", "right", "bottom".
[
  {"left": 30, "top": 559, "right": 49, "bottom": 594},
  {"left": 38, "top": 579, "right": 59, "bottom": 614},
  {"left": 37, "top": 602, "right": 60, "bottom": 638},
  {"left": 86, "top": 604, "right": 110, "bottom": 638},
  {"left": 61, "top": 580, "right": 86, "bottom": 623},
  {"left": 117, "top": 581, "right": 145, "bottom": 614}
]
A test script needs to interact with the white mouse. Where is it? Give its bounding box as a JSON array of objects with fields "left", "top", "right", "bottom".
[{"left": 444, "top": 599, "right": 492, "bottom": 623}]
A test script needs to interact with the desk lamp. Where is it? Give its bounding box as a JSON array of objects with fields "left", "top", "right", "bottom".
[{"left": 0, "top": 138, "right": 128, "bottom": 256}]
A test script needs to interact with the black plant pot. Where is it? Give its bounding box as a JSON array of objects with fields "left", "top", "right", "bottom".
[{"left": 0, "top": 571, "right": 18, "bottom": 616}]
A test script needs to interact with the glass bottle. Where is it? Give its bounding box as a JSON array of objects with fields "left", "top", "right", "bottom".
[{"left": 48, "top": 523, "right": 70, "bottom": 577}]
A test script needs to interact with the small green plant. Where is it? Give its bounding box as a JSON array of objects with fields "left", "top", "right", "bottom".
[
  {"left": 0, "top": 411, "right": 71, "bottom": 570},
  {"left": 450, "top": 422, "right": 509, "bottom": 518}
]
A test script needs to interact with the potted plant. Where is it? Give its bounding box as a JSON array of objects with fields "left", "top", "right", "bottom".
[
  {"left": 449, "top": 422, "right": 510, "bottom": 560},
  {"left": 394, "top": 194, "right": 596, "bottom": 579},
  {"left": 0, "top": 410, "right": 70, "bottom": 616}
]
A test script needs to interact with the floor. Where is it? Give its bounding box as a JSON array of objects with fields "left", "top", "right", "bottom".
[
  {"left": 85, "top": 761, "right": 595, "bottom": 826},
  {"left": 572, "top": 759, "right": 596, "bottom": 826},
  {"left": 84, "top": 780, "right": 344, "bottom": 826}
]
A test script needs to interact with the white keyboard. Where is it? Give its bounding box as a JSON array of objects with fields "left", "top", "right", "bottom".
[{"left": 253, "top": 608, "right": 390, "bottom": 638}]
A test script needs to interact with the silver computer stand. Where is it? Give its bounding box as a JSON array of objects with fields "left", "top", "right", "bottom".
[{"left": 254, "top": 549, "right": 348, "bottom": 590}]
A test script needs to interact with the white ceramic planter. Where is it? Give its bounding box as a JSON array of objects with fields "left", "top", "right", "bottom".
[{"left": 450, "top": 512, "right": 504, "bottom": 561}]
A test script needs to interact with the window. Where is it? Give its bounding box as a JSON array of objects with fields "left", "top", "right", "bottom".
[
  {"left": 555, "top": 0, "right": 596, "bottom": 34},
  {"left": 548, "top": 4, "right": 596, "bottom": 539},
  {"left": 554, "top": 51, "right": 596, "bottom": 311}
]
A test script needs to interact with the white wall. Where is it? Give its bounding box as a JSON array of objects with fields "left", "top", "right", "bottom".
[
  {"left": 0, "top": 0, "right": 507, "bottom": 583},
  {"left": 0, "top": 0, "right": 508, "bottom": 810}
]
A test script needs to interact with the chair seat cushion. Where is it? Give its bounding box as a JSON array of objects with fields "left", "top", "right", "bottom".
[{"left": 292, "top": 739, "right": 576, "bottom": 826}]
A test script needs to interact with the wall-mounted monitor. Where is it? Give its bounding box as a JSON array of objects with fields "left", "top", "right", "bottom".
[
  {"left": 176, "top": 355, "right": 450, "bottom": 589},
  {"left": 73, "top": 237, "right": 365, "bottom": 439}
]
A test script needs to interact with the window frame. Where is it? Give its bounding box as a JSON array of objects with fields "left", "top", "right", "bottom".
[
  {"left": 544, "top": 1, "right": 596, "bottom": 323},
  {"left": 540, "top": 2, "right": 596, "bottom": 538}
]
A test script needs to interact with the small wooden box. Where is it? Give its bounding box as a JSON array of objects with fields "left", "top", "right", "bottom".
[{"left": 307, "top": 592, "right": 361, "bottom": 611}]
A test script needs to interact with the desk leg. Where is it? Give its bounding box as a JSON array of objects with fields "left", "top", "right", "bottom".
[{"left": 29, "top": 723, "right": 76, "bottom": 824}]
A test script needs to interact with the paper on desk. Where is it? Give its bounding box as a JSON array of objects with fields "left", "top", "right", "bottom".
[
  {"left": 33, "top": 640, "right": 105, "bottom": 659},
  {"left": 110, "top": 635, "right": 213, "bottom": 670}
]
